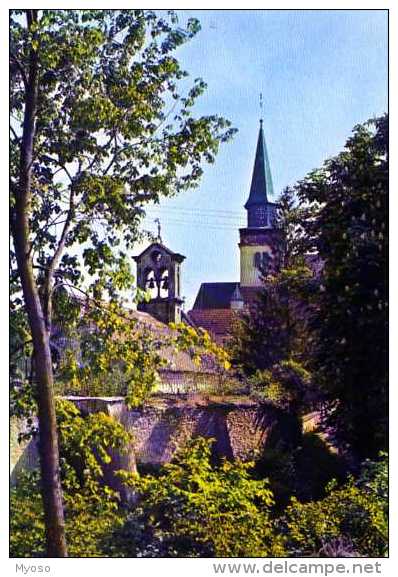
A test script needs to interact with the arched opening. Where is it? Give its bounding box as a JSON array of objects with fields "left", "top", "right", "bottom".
[
  {"left": 144, "top": 267, "right": 158, "bottom": 299},
  {"left": 254, "top": 252, "right": 262, "bottom": 269},
  {"left": 159, "top": 268, "right": 169, "bottom": 299}
]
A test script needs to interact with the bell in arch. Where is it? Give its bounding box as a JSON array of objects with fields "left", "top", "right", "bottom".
[
  {"left": 147, "top": 277, "right": 156, "bottom": 289},
  {"left": 162, "top": 276, "right": 169, "bottom": 290}
]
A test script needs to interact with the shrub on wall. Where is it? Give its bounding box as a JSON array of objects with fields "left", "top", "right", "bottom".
[{"left": 249, "top": 359, "right": 313, "bottom": 413}]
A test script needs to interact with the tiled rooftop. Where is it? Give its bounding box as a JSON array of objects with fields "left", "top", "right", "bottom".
[{"left": 188, "top": 308, "right": 240, "bottom": 344}]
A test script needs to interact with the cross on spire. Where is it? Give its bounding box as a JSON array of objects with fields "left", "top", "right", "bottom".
[
  {"left": 259, "top": 92, "right": 263, "bottom": 124},
  {"left": 154, "top": 218, "right": 162, "bottom": 242}
]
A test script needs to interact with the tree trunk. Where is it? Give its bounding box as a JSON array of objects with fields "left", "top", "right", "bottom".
[{"left": 11, "top": 10, "right": 67, "bottom": 557}]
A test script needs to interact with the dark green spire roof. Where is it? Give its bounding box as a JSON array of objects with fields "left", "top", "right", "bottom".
[{"left": 244, "top": 120, "right": 274, "bottom": 208}]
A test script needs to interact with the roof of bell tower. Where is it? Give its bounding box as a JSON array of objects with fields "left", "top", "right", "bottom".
[{"left": 244, "top": 119, "right": 274, "bottom": 209}]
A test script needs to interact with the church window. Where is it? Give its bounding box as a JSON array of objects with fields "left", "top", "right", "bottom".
[
  {"left": 254, "top": 252, "right": 262, "bottom": 268},
  {"left": 262, "top": 252, "right": 272, "bottom": 273}
]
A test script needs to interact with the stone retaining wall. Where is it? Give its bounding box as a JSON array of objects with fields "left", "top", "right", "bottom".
[
  {"left": 11, "top": 396, "right": 294, "bottom": 490},
  {"left": 72, "top": 395, "right": 279, "bottom": 465}
]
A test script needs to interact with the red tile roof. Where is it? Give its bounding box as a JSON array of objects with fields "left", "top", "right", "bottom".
[{"left": 188, "top": 308, "right": 241, "bottom": 344}]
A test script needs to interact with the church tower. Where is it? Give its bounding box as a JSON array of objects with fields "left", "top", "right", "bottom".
[
  {"left": 239, "top": 119, "right": 283, "bottom": 289},
  {"left": 134, "top": 238, "right": 185, "bottom": 325}
]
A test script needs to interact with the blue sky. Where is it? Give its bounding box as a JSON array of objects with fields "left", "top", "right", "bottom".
[{"left": 140, "top": 10, "right": 388, "bottom": 309}]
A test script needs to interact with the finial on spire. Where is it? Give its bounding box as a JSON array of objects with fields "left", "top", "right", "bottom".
[
  {"left": 259, "top": 92, "right": 263, "bottom": 125},
  {"left": 154, "top": 218, "right": 162, "bottom": 242},
  {"left": 244, "top": 105, "right": 274, "bottom": 214}
]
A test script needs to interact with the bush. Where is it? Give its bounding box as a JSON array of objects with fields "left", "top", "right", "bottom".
[
  {"left": 249, "top": 360, "right": 312, "bottom": 413},
  {"left": 282, "top": 453, "right": 388, "bottom": 557},
  {"left": 116, "top": 437, "right": 286, "bottom": 557},
  {"left": 10, "top": 469, "right": 125, "bottom": 558},
  {"left": 10, "top": 399, "right": 130, "bottom": 557}
]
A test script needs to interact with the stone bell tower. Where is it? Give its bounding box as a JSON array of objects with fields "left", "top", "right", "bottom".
[
  {"left": 133, "top": 235, "right": 185, "bottom": 325},
  {"left": 239, "top": 119, "right": 283, "bottom": 288}
]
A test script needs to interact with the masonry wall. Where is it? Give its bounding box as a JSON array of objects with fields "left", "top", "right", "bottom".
[
  {"left": 11, "top": 396, "right": 293, "bottom": 490},
  {"left": 72, "top": 396, "right": 284, "bottom": 465},
  {"left": 10, "top": 417, "right": 39, "bottom": 485}
]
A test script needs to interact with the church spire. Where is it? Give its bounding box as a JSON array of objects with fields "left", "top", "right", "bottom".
[{"left": 244, "top": 119, "right": 274, "bottom": 209}]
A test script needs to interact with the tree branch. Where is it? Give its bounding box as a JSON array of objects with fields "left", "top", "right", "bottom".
[
  {"left": 10, "top": 125, "right": 21, "bottom": 143},
  {"left": 42, "top": 156, "right": 74, "bottom": 184},
  {"left": 58, "top": 282, "right": 139, "bottom": 324},
  {"left": 42, "top": 184, "right": 76, "bottom": 331}
]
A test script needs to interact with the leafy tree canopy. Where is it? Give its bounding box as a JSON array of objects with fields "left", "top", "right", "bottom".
[
  {"left": 293, "top": 115, "right": 388, "bottom": 458},
  {"left": 10, "top": 9, "right": 236, "bottom": 323}
]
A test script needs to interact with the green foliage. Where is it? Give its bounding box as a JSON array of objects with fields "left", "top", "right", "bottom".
[
  {"left": 249, "top": 360, "right": 312, "bottom": 413},
  {"left": 249, "top": 369, "right": 286, "bottom": 404},
  {"left": 10, "top": 469, "right": 125, "bottom": 558},
  {"left": 57, "top": 304, "right": 167, "bottom": 407},
  {"left": 292, "top": 432, "right": 346, "bottom": 502},
  {"left": 10, "top": 399, "right": 130, "bottom": 557},
  {"left": 294, "top": 115, "right": 388, "bottom": 458},
  {"left": 357, "top": 451, "right": 388, "bottom": 515},
  {"left": 55, "top": 307, "right": 232, "bottom": 404},
  {"left": 10, "top": 308, "right": 38, "bottom": 438},
  {"left": 282, "top": 453, "right": 388, "bottom": 557},
  {"left": 277, "top": 186, "right": 315, "bottom": 265},
  {"left": 230, "top": 262, "right": 316, "bottom": 377},
  {"left": 170, "top": 322, "right": 231, "bottom": 369},
  {"left": 10, "top": 471, "right": 46, "bottom": 557},
  {"left": 10, "top": 308, "right": 35, "bottom": 427},
  {"left": 116, "top": 437, "right": 286, "bottom": 557},
  {"left": 56, "top": 399, "right": 132, "bottom": 489},
  {"left": 255, "top": 424, "right": 346, "bottom": 509},
  {"left": 10, "top": 409, "right": 388, "bottom": 558},
  {"left": 10, "top": 9, "right": 236, "bottom": 315}
]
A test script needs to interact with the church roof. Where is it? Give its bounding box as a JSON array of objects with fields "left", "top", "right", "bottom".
[
  {"left": 188, "top": 309, "right": 238, "bottom": 344},
  {"left": 51, "top": 307, "right": 219, "bottom": 377},
  {"left": 192, "top": 282, "right": 238, "bottom": 309},
  {"left": 133, "top": 241, "right": 185, "bottom": 263},
  {"left": 192, "top": 282, "right": 263, "bottom": 312},
  {"left": 244, "top": 120, "right": 274, "bottom": 208},
  {"left": 127, "top": 310, "right": 221, "bottom": 374}
]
